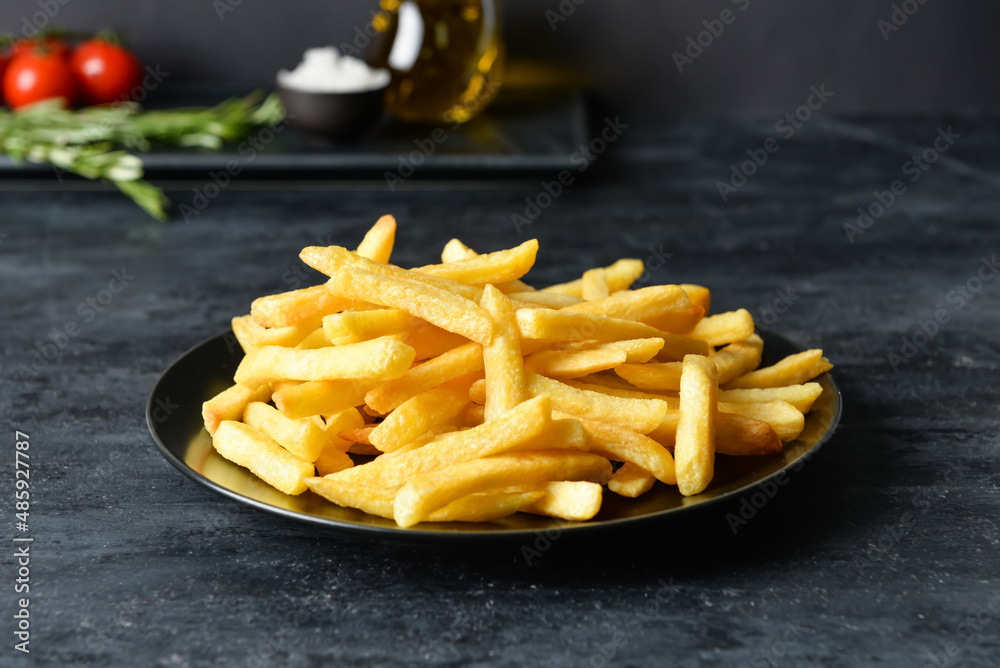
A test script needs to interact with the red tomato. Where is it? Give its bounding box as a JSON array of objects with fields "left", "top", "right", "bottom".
[
  {"left": 3, "top": 50, "right": 76, "bottom": 109},
  {"left": 0, "top": 54, "right": 7, "bottom": 104},
  {"left": 9, "top": 36, "right": 70, "bottom": 60},
  {"left": 70, "top": 39, "right": 142, "bottom": 105}
]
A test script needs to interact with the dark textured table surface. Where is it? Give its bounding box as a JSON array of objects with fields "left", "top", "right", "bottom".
[{"left": 2, "top": 113, "right": 999, "bottom": 667}]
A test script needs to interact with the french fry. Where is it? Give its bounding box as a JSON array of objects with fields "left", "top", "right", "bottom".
[
  {"left": 441, "top": 238, "right": 479, "bottom": 263},
  {"left": 711, "top": 334, "right": 764, "bottom": 384},
  {"left": 212, "top": 421, "right": 314, "bottom": 495},
  {"left": 294, "top": 327, "right": 331, "bottom": 350},
  {"left": 393, "top": 450, "right": 612, "bottom": 527},
  {"left": 522, "top": 481, "right": 603, "bottom": 520},
  {"left": 524, "top": 348, "right": 627, "bottom": 379},
  {"left": 341, "top": 426, "right": 376, "bottom": 446},
  {"left": 525, "top": 370, "right": 668, "bottom": 434},
  {"left": 234, "top": 338, "right": 416, "bottom": 386},
  {"left": 463, "top": 403, "right": 485, "bottom": 427},
  {"left": 651, "top": 411, "right": 781, "bottom": 457},
  {"left": 719, "top": 400, "right": 805, "bottom": 442},
  {"left": 607, "top": 462, "right": 656, "bottom": 498},
  {"left": 674, "top": 354, "right": 717, "bottom": 496},
  {"left": 429, "top": 490, "right": 544, "bottom": 523},
  {"left": 355, "top": 214, "right": 396, "bottom": 264},
  {"left": 724, "top": 349, "right": 833, "bottom": 389},
  {"left": 480, "top": 285, "right": 526, "bottom": 420},
  {"left": 690, "top": 309, "right": 755, "bottom": 347},
  {"left": 313, "top": 448, "right": 354, "bottom": 477},
  {"left": 273, "top": 378, "right": 380, "bottom": 419},
  {"left": 564, "top": 284, "right": 690, "bottom": 322},
  {"left": 231, "top": 315, "right": 319, "bottom": 352},
  {"left": 680, "top": 284, "right": 711, "bottom": 313},
  {"left": 322, "top": 309, "right": 417, "bottom": 345},
  {"left": 564, "top": 378, "right": 674, "bottom": 402},
  {"left": 243, "top": 401, "right": 336, "bottom": 462},
  {"left": 325, "top": 267, "right": 494, "bottom": 345},
  {"left": 581, "top": 268, "right": 609, "bottom": 300},
  {"left": 321, "top": 408, "right": 365, "bottom": 450},
  {"left": 558, "top": 413, "right": 676, "bottom": 485},
  {"left": 507, "top": 291, "right": 584, "bottom": 309},
  {"left": 417, "top": 239, "right": 539, "bottom": 285},
  {"left": 365, "top": 342, "right": 483, "bottom": 414},
  {"left": 400, "top": 322, "right": 469, "bottom": 361},
  {"left": 560, "top": 338, "right": 664, "bottom": 364},
  {"left": 516, "top": 309, "right": 710, "bottom": 359},
  {"left": 543, "top": 258, "right": 644, "bottom": 296},
  {"left": 369, "top": 377, "right": 474, "bottom": 453},
  {"left": 251, "top": 285, "right": 363, "bottom": 329},
  {"left": 614, "top": 362, "right": 683, "bottom": 391},
  {"left": 305, "top": 477, "right": 395, "bottom": 519},
  {"left": 718, "top": 383, "right": 824, "bottom": 414},
  {"left": 202, "top": 383, "right": 272, "bottom": 436}
]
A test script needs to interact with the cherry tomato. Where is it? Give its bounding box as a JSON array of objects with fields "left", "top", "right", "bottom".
[
  {"left": 70, "top": 39, "right": 142, "bottom": 105},
  {"left": 9, "top": 36, "right": 70, "bottom": 60},
  {"left": 3, "top": 50, "right": 76, "bottom": 109},
  {"left": 0, "top": 54, "right": 7, "bottom": 104}
]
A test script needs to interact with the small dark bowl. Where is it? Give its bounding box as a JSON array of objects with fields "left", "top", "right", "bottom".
[{"left": 277, "top": 82, "right": 386, "bottom": 143}]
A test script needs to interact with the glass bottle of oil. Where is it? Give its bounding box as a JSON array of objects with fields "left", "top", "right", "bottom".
[{"left": 369, "top": 0, "right": 504, "bottom": 124}]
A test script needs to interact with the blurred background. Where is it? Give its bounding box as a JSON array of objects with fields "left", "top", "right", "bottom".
[{"left": 3, "top": 0, "right": 999, "bottom": 116}]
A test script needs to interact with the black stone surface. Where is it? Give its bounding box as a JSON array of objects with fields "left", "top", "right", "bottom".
[{"left": 2, "top": 114, "right": 999, "bottom": 667}]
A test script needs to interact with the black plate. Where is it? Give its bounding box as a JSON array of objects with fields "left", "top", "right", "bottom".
[{"left": 146, "top": 329, "right": 842, "bottom": 540}]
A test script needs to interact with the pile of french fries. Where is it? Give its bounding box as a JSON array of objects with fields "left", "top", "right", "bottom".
[{"left": 202, "top": 216, "right": 833, "bottom": 527}]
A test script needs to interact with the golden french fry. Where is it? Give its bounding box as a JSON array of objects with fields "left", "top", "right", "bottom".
[
  {"left": 393, "top": 450, "right": 612, "bottom": 527},
  {"left": 522, "top": 481, "right": 603, "bottom": 520},
  {"left": 558, "top": 413, "right": 676, "bottom": 485},
  {"left": 711, "top": 334, "right": 764, "bottom": 384},
  {"left": 325, "top": 267, "right": 494, "bottom": 345},
  {"left": 202, "top": 383, "right": 272, "bottom": 436},
  {"left": 719, "top": 400, "right": 805, "bottom": 442},
  {"left": 524, "top": 348, "right": 627, "bottom": 379},
  {"left": 480, "top": 285, "right": 526, "bottom": 420},
  {"left": 651, "top": 411, "right": 781, "bottom": 456},
  {"left": 212, "top": 421, "right": 314, "bottom": 495},
  {"left": 543, "top": 258, "right": 644, "bottom": 296},
  {"left": 251, "top": 285, "right": 363, "bottom": 329},
  {"left": 564, "top": 284, "right": 690, "bottom": 321},
  {"left": 724, "top": 349, "right": 833, "bottom": 389},
  {"left": 674, "top": 354, "right": 717, "bottom": 496},
  {"left": 321, "top": 408, "right": 365, "bottom": 450},
  {"left": 463, "top": 403, "right": 485, "bottom": 427},
  {"left": 507, "top": 291, "right": 584, "bottom": 309},
  {"left": 525, "top": 370, "right": 668, "bottom": 434},
  {"left": 607, "top": 462, "right": 657, "bottom": 498},
  {"left": 516, "top": 308, "right": 710, "bottom": 359},
  {"left": 340, "top": 426, "right": 376, "bottom": 446},
  {"left": 679, "top": 284, "right": 710, "bottom": 313},
  {"left": 365, "top": 341, "right": 483, "bottom": 414},
  {"left": 441, "top": 238, "right": 479, "bottom": 263},
  {"left": 691, "top": 309, "right": 755, "bottom": 347},
  {"left": 234, "top": 337, "right": 416, "bottom": 386},
  {"left": 581, "top": 268, "right": 609, "bottom": 300},
  {"left": 231, "top": 315, "right": 320, "bottom": 352},
  {"left": 301, "top": 245, "right": 484, "bottom": 302},
  {"left": 564, "top": 378, "right": 674, "bottom": 402},
  {"left": 355, "top": 214, "right": 396, "bottom": 264},
  {"left": 294, "top": 327, "right": 330, "bottom": 350},
  {"left": 305, "top": 477, "right": 395, "bottom": 519},
  {"left": 272, "top": 378, "right": 379, "bottom": 419},
  {"left": 428, "top": 490, "right": 544, "bottom": 523},
  {"left": 322, "top": 309, "right": 416, "bottom": 345},
  {"left": 244, "top": 401, "right": 336, "bottom": 462},
  {"left": 560, "top": 338, "right": 664, "bottom": 364},
  {"left": 718, "top": 383, "right": 824, "bottom": 414},
  {"left": 313, "top": 448, "right": 354, "bottom": 477},
  {"left": 417, "top": 239, "right": 539, "bottom": 285},
  {"left": 614, "top": 361, "right": 683, "bottom": 391},
  {"left": 369, "top": 377, "right": 474, "bottom": 453}
]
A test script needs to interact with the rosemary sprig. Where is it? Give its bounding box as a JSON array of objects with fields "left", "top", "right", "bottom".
[{"left": 0, "top": 92, "right": 284, "bottom": 220}]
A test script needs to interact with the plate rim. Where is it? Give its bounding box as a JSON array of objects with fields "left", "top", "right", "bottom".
[{"left": 146, "top": 329, "right": 843, "bottom": 541}]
